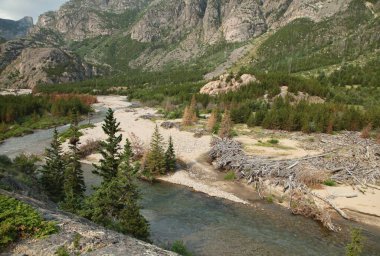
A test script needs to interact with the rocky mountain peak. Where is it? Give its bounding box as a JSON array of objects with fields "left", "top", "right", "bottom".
[{"left": 0, "top": 16, "right": 34, "bottom": 41}]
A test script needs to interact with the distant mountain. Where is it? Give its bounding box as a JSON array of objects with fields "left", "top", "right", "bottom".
[
  {"left": 0, "top": 16, "right": 33, "bottom": 41},
  {"left": 0, "top": 0, "right": 379, "bottom": 88}
]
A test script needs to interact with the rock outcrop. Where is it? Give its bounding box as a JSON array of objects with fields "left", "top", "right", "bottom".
[
  {"left": 200, "top": 73, "right": 256, "bottom": 95},
  {"left": 0, "top": 46, "right": 96, "bottom": 88},
  {"left": 1, "top": 190, "right": 176, "bottom": 256},
  {"left": 0, "top": 17, "right": 33, "bottom": 41}
]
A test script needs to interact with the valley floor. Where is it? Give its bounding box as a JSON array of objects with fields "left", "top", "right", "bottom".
[{"left": 75, "top": 96, "right": 380, "bottom": 229}]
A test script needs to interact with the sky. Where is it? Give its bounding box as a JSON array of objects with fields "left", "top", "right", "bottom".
[{"left": 0, "top": 0, "right": 67, "bottom": 23}]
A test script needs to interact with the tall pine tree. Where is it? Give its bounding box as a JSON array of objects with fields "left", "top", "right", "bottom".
[
  {"left": 85, "top": 138, "right": 150, "bottom": 240},
  {"left": 41, "top": 128, "right": 65, "bottom": 203},
  {"left": 93, "top": 108, "right": 122, "bottom": 182},
  {"left": 145, "top": 125, "right": 166, "bottom": 175},
  {"left": 165, "top": 136, "right": 176, "bottom": 172},
  {"left": 61, "top": 111, "right": 85, "bottom": 213}
]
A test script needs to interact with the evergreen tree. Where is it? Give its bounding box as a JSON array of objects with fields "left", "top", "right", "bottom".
[
  {"left": 219, "top": 110, "right": 233, "bottom": 138},
  {"left": 93, "top": 108, "right": 122, "bottom": 182},
  {"left": 85, "top": 143, "right": 149, "bottom": 240},
  {"left": 41, "top": 128, "right": 65, "bottom": 202},
  {"left": 165, "top": 136, "right": 176, "bottom": 172},
  {"left": 145, "top": 125, "right": 166, "bottom": 175},
  {"left": 346, "top": 228, "right": 363, "bottom": 256},
  {"left": 61, "top": 111, "right": 85, "bottom": 213}
]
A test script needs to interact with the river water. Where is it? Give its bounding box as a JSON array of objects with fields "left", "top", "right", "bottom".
[{"left": 1, "top": 101, "right": 379, "bottom": 256}]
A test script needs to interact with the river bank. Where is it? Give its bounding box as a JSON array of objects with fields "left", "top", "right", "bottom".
[{"left": 75, "top": 95, "right": 380, "bottom": 230}]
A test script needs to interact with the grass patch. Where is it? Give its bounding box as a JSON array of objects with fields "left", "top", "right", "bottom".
[
  {"left": 59, "top": 124, "right": 95, "bottom": 142},
  {"left": 323, "top": 179, "right": 336, "bottom": 186},
  {"left": 266, "top": 194, "right": 274, "bottom": 203},
  {"left": 255, "top": 140, "right": 294, "bottom": 150},
  {"left": 224, "top": 171, "right": 236, "bottom": 181},
  {"left": 0, "top": 194, "right": 58, "bottom": 250},
  {"left": 171, "top": 240, "right": 193, "bottom": 256}
]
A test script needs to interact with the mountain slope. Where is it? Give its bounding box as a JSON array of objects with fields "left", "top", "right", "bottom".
[
  {"left": 0, "top": 0, "right": 379, "bottom": 88},
  {"left": 0, "top": 17, "right": 33, "bottom": 41}
]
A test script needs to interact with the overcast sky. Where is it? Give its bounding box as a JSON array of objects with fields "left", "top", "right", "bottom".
[{"left": 0, "top": 0, "right": 67, "bottom": 23}]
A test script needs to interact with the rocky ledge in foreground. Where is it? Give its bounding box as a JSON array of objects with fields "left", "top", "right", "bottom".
[{"left": 0, "top": 190, "right": 176, "bottom": 256}]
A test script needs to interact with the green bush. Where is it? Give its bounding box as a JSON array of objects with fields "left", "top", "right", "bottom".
[
  {"left": 0, "top": 195, "right": 57, "bottom": 250},
  {"left": 346, "top": 228, "right": 364, "bottom": 256},
  {"left": 171, "top": 240, "right": 193, "bottom": 256},
  {"left": 267, "top": 139, "right": 279, "bottom": 145},
  {"left": 323, "top": 179, "right": 336, "bottom": 186},
  {"left": 224, "top": 171, "right": 236, "bottom": 181}
]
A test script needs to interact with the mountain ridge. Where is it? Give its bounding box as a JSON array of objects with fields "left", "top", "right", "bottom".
[{"left": 0, "top": 0, "right": 379, "bottom": 88}]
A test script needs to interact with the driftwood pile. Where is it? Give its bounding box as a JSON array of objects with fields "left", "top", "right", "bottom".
[{"left": 209, "top": 134, "right": 380, "bottom": 231}]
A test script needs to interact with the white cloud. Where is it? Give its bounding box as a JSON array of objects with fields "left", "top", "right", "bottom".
[{"left": 0, "top": 0, "right": 67, "bottom": 23}]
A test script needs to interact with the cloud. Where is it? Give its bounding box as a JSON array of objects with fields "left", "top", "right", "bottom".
[{"left": 0, "top": 0, "right": 67, "bottom": 23}]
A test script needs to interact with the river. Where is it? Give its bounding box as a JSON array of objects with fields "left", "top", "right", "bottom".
[{"left": 1, "top": 100, "right": 380, "bottom": 256}]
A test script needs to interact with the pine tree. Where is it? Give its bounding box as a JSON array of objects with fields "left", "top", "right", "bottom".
[
  {"left": 206, "top": 108, "right": 218, "bottom": 132},
  {"left": 119, "top": 139, "right": 138, "bottom": 176},
  {"left": 165, "top": 136, "right": 176, "bottom": 172},
  {"left": 41, "top": 128, "right": 65, "bottom": 203},
  {"left": 219, "top": 110, "right": 233, "bottom": 138},
  {"left": 93, "top": 108, "right": 122, "bottom": 182},
  {"left": 61, "top": 111, "right": 85, "bottom": 213},
  {"left": 145, "top": 125, "right": 166, "bottom": 175},
  {"left": 85, "top": 145, "right": 149, "bottom": 240}
]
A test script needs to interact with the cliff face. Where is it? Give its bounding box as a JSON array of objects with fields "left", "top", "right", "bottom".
[{"left": 0, "top": 16, "right": 33, "bottom": 41}]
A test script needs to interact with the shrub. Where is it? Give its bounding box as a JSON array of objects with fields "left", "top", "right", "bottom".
[
  {"left": 0, "top": 195, "right": 57, "bottom": 250},
  {"left": 323, "top": 179, "right": 336, "bottom": 186},
  {"left": 360, "top": 123, "right": 372, "bottom": 139},
  {"left": 267, "top": 139, "right": 279, "bottom": 145},
  {"left": 266, "top": 195, "right": 274, "bottom": 203},
  {"left": 346, "top": 228, "right": 364, "bottom": 256},
  {"left": 297, "top": 169, "right": 327, "bottom": 188},
  {"left": 78, "top": 139, "right": 101, "bottom": 158},
  {"left": 171, "top": 240, "right": 193, "bottom": 256},
  {"left": 224, "top": 171, "right": 236, "bottom": 181}
]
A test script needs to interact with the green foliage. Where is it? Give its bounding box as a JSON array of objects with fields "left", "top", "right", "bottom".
[
  {"left": 267, "top": 139, "right": 279, "bottom": 145},
  {"left": 165, "top": 136, "right": 176, "bottom": 173},
  {"left": 55, "top": 246, "right": 70, "bottom": 256},
  {"left": 346, "top": 228, "right": 364, "bottom": 256},
  {"left": 254, "top": 0, "right": 378, "bottom": 74},
  {"left": 61, "top": 112, "right": 86, "bottom": 213},
  {"left": 58, "top": 124, "right": 95, "bottom": 142},
  {"left": 144, "top": 125, "right": 166, "bottom": 176},
  {"left": 0, "top": 194, "right": 57, "bottom": 250},
  {"left": 84, "top": 161, "right": 149, "bottom": 240},
  {"left": 266, "top": 195, "right": 274, "bottom": 204},
  {"left": 93, "top": 108, "right": 122, "bottom": 182},
  {"left": 323, "top": 179, "right": 336, "bottom": 186},
  {"left": 224, "top": 171, "right": 236, "bottom": 181},
  {"left": 0, "top": 94, "right": 92, "bottom": 141},
  {"left": 41, "top": 128, "right": 65, "bottom": 202},
  {"left": 171, "top": 240, "right": 193, "bottom": 256}
]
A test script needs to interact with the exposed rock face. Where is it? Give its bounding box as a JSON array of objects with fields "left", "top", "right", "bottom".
[
  {"left": 130, "top": 0, "right": 267, "bottom": 44},
  {"left": 0, "top": 17, "right": 34, "bottom": 41},
  {"left": 1, "top": 190, "right": 176, "bottom": 256},
  {"left": 32, "top": 0, "right": 151, "bottom": 41},
  {"left": 0, "top": 47, "right": 96, "bottom": 88},
  {"left": 200, "top": 73, "right": 257, "bottom": 95},
  {"left": 262, "top": 0, "right": 351, "bottom": 29}
]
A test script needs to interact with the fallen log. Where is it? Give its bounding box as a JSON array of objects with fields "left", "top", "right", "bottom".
[{"left": 311, "top": 192, "right": 350, "bottom": 220}]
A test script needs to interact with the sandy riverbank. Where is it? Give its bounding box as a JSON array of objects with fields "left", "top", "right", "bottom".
[{"left": 76, "top": 95, "right": 380, "bottom": 229}]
